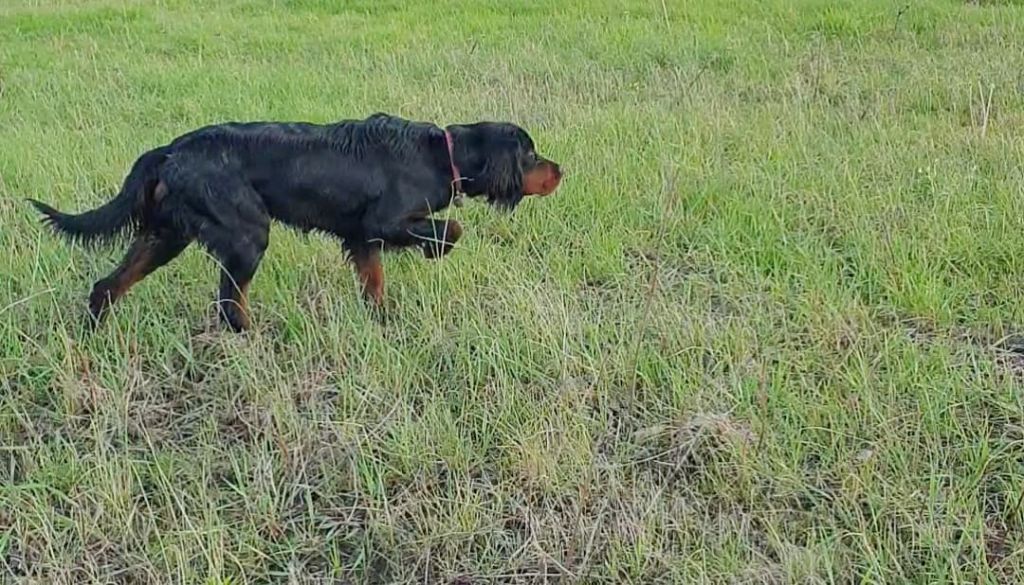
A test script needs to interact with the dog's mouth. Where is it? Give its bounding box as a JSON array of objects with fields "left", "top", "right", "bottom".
[{"left": 523, "top": 161, "right": 563, "bottom": 197}]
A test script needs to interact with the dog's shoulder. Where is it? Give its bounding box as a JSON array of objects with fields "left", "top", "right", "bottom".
[
  {"left": 359, "top": 112, "right": 440, "bottom": 135},
  {"left": 316, "top": 113, "right": 439, "bottom": 160}
]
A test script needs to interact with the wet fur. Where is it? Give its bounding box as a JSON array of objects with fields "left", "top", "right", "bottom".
[{"left": 29, "top": 113, "right": 562, "bottom": 331}]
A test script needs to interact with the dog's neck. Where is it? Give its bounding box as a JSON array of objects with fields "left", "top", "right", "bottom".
[{"left": 443, "top": 129, "right": 464, "bottom": 195}]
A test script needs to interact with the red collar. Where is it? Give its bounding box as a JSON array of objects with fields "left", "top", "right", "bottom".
[{"left": 443, "top": 129, "right": 463, "bottom": 193}]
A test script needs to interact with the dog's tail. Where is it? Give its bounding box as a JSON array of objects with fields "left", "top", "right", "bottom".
[{"left": 28, "top": 146, "right": 169, "bottom": 244}]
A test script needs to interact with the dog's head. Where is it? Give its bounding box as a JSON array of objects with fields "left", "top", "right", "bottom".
[{"left": 448, "top": 122, "right": 562, "bottom": 211}]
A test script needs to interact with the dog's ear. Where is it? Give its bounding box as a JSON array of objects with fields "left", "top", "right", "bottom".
[{"left": 481, "top": 143, "right": 523, "bottom": 211}]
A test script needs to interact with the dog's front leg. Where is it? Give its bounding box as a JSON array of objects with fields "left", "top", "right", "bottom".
[
  {"left": 347, "top": 245, "right": 384, "bottom": 306},
  {"left": 406, "top": 218, "right": 463, "bottom": 259}
]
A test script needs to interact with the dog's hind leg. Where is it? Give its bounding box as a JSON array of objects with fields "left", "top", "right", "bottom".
[
  {"left": 210, "top": 234, "right": 267, "bottom": 332},
  {"left": 196, "top": 210, "right": 269, "bottom": 332},
  {"left": 164, "top": 166, "right": 270, "bottom": 332},
  {"left": 88, "top": 231, "right": 190, "bottom": 326}
]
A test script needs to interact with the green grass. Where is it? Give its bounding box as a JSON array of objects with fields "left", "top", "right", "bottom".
[{"left": 2, "top": 0, "right": 1024, "bottom": 582}]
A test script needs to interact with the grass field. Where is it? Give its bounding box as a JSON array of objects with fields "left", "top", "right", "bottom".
[{"left": 2, "top": 0, "right": 1024, "bottom": 582}]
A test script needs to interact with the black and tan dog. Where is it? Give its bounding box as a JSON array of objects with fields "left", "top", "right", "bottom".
[{"left": 29, "top": 113, "right": 563, "bottom": 330}]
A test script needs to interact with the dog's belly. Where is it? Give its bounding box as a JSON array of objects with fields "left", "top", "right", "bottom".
[{"left": 256, "top": 185, "right": 366, "bottom": 240}]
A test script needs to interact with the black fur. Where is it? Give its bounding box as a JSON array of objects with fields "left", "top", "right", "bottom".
[
  {"left": 29, "top": 146, "right": 169, "bottom": 244},
  {"left": 29, "top": 112, "right": 563, "bottom": 331}
]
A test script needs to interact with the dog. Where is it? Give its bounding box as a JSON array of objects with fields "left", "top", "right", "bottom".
[{"left": 28, "top": 113, "right": 563, "bottom": 331}]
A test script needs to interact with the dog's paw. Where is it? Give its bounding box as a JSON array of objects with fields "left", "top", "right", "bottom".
[{"left": 422, "top": 240, "right": 455, "bottom": 259}]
